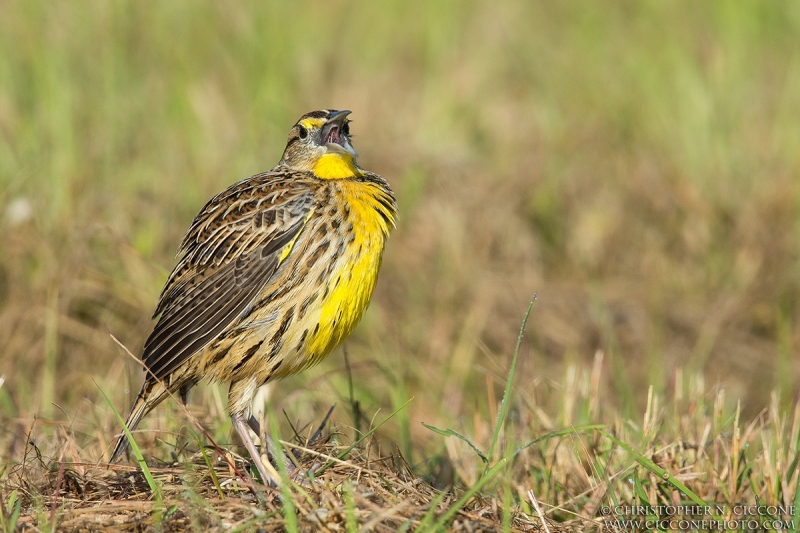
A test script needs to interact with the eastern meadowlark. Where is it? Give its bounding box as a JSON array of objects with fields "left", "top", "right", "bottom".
[{"left": 110, "top": 109, "right": 397, "bottom": 484}]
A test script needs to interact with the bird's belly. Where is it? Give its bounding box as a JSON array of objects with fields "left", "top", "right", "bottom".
[{"left": 281, "top": 237, "right": 384, "bottom": 376}]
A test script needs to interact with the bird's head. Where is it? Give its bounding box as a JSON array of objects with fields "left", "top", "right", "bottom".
[{"left": 280, "top": 109, "right": 361, "bottom": 179}]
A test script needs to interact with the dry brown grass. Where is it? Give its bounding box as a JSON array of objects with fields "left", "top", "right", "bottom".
[
  {"left": 2, "top": 349, "right": 798, "bottom": 531},
  {"left": 4, "top": 418, "right": 563, "bottom": 532}
]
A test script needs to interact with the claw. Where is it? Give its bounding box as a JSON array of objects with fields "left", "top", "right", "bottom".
[{"left": 291, "top": 461, "right": 322, "bottom": 487}]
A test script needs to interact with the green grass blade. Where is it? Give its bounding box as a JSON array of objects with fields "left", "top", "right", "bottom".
[
  {"left": 415, "top": 489, "right": 449, "bottom": 533},
  {"left": 485, "top": 295, "right": 536, "bottom": 474},
  {"left": 267, "top": 408, "right": 298, "bottom": 533},
  {"left": 3, "top": 490, "right": 21, "bottom": 533},
  {"left": 229, "top": 515, "right": 277, "bottom": 533},
  {"left": 432, "top": 423, "right": 597, "bottom": 531},
  {"left": 188, "top": 428, "right": 224, "bottom": 499},
  {"left": 502, "top": 449, "right": 513, "bottom": 531},
  {"left": 422, "top": 423, "right": 488, "bottom": 463},
  {"left": 632, "top": 469, "right": 666, "bottom": 532},
  {"left": 514, "top": 424, "right": 605, "bottom": 455},
  {"left": 597, "top": 429, "right": 723, "bottom": 523},
  {"left": 96, "top": 382, "right": 164, "bottom": 519},
  {"left": 792, "top": 465, "right": 800, "bottom": 533},
  {"left": 344, "top": 348, "right": 361, "bottom": 439},
  {"left": 344, "top": 480, "right": 358, "bottom": 533},
  {"left": 432, "top": 456, "right": 510, "bottom": 531},
  {"left": 316, "top": 397, "right": 414, "bottom": 475},
  {"left": 9, "top": 499, "right": 20, "bottom": 533}
]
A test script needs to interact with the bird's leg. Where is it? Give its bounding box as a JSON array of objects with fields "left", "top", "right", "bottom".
[
  {"left": 178, "top": 379, "right": 197, "bottom": 405},
  {"left": 231, "top": 413, "right": 278, "bottom": 486},
  {"left": 247, "top": 415, "right": 261, "bottom": 435},
  {"left": 248, "top": 415, "right": 297, "bottom": 476}
]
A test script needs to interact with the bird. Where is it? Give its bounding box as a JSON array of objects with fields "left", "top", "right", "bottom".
[{"left": 110, "top": 109, "right": 397, "bottom": 484}]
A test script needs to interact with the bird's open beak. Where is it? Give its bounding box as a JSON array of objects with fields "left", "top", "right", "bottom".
[
  {"left": 321, "top": 110, "right": 354, "bottom": 155},
  {"left": 328, "top": 109, "right": 351, "bottom": 123}
]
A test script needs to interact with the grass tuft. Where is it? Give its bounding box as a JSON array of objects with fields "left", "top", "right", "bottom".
[{"left": 96, "top": 383, "right": 164, "bottom": 520}]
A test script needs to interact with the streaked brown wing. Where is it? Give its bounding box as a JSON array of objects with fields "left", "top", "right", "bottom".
[{"left": 141, "top": 176, "right": 314, "bottom": 381}]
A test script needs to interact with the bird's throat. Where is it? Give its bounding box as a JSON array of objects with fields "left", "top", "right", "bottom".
[{"left": 313, "top": 153, "right": 361, "bottom": 180}]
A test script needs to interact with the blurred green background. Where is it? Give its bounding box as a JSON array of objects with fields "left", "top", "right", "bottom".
[{"left": 1, "top": 0, "right": 799, "bottom": 450}]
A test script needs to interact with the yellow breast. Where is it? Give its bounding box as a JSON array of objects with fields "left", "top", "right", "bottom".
[{"left": 301, "top": 180, "right": 393, "bottom": 370}]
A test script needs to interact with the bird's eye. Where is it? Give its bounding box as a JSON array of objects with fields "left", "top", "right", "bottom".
[
  {"left": 342, "top": 121, "right": 350, "bottom": 136},
  {"left": 298, "top": 125, "right": 308, "bottom": 139}
]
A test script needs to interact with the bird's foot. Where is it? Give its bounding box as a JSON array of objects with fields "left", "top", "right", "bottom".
[
  {"left": 246, "top": 416, "right": 321, "bottom": 487},
  {"left": 261, "top": 434, "right": 322, "bottom": 487}
]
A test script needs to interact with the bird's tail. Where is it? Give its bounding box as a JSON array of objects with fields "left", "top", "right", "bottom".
[{"left": 109, "top": 379, "right": 168, "bottom": 463}]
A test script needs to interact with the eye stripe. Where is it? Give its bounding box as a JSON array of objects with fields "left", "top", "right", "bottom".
[{"left": 300, "top": 118, "right": 326, "bottom": 129}]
